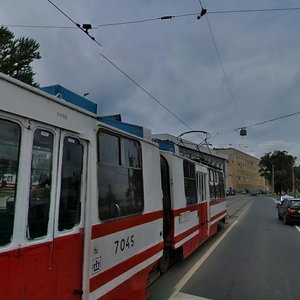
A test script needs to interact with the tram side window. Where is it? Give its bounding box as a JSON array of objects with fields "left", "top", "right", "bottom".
[
  {"left": 209, "top": 169, "right": 216, "bottom": 200},
  {"left": 98, "top": 131, "right": 143, "bottom": 221},
  {"left": 219, "top": 172, "right": 225, "bottom": 198},
  {"left": 214, "top": 171, "right": 220, "bottom": 199},
  {"left": 183, "top": 160, "right": 197, "bottom": 205},
  {"left": 58, "top": 137, "right": 83, "bottom": 231},
  {"left": 198, "top": 173, "right": 207, "bottom": 201},
  {"left": 27, "top": 129, "right": 53, "bottom": 240},
  {"left": 0, "top": 119, "right": 20, "bottom": 246}
]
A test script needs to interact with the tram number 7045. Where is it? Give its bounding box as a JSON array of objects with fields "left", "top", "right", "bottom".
[{"left": 114, "top": 235, "right": 135, "bottom": 254}]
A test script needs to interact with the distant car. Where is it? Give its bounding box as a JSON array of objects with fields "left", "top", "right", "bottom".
[
  {"left": 277, "top": 198, "right": 300, "bottom": 225},
  {"left": 226, "top": 188, "right": 235, "bottom": 196}
]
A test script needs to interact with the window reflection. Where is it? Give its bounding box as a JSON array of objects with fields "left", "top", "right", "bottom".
[
  {"left": 98, "top": 132, "right": 119, "bottom": 165},
  {"left": 209, "top": 169, "right": 216, "bottom": 200},
  {"left": 98, "top": 131, "right": 144, "bottom": 221},
  {"left": 27, "top": 129, "right": 53, "bottom": 240},
  {"left": 122, "top": 138, "right": 141, "bottom": 168},
  {"left": 183, "top": 160, "right": 197, "bottom": 205},
  {"left": 58, "top": 137, "right": 83, "bottom": 231},
  {"left": 0, "top": 119, "right": 20, "bottom": 246}
]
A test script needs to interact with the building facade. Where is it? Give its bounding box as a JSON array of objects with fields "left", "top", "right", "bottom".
[{"left": 216, "top": 148, "right": 266, "bottom": 193}]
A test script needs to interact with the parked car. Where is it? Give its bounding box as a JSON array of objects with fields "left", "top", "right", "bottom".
[
  {"left": 277, "top": 194, "right": 294, "bottom": 208},
  {"left": 277, "top": 198, "right": 300, "bottom": 225}
]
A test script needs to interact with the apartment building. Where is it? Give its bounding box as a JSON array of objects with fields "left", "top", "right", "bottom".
[{"left": 216, "top": 148, "right": 266, "bottom": 193}]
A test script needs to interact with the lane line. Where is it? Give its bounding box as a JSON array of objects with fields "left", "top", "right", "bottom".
[
  {"left": 295, "top": 225, "right": 300, "bottom": 233},
  {"left": 169, "top": 220, "right": 238, "bottom": 299},
  {"left": 169, "top": 199, "right": 253, "bottom": 300}
]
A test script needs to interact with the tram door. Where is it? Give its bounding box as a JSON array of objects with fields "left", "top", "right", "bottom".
[
  {"left": 53, "top": 134, "right": 87, "bottom": 299},
  {"left": 160, "top": 156, "right": 172, "bottom": 240},
  {"left": 197, "top": 172, "right": 208, "bottom": 241}
]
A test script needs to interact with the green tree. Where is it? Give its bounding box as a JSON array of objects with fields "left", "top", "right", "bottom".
[
  {"left": 293, "top": 165, "right": 300, "bottom": 195},
  {"left": 259, "top": 150, "right": 296, "bottom": 195},
  {"left": 0, "top": 26, "right": 41, "bottom": 86}
]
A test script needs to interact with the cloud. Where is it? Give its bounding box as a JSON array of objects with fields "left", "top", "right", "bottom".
[{"left": 2, "top": 0, "right": 300, "bottom": 162}]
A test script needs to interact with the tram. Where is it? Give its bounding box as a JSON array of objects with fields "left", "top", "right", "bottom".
[
  {"left": 0, "top": 72, "right": 226, "bottom": 299},
  {"left": 156, "top": 139, "right": 226, "bottom": 272}
]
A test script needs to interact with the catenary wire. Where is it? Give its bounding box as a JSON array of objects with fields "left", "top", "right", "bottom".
[
  {"left": 47, "top": 0, "right": 195, "bottom": 131},
  {"left": 96, "top": 7, "right": 300, "bottom": 27},
  {"left": 197, "top": 0, "right": 243, "bottom": 125},
  {"left": 246, "top": 110, "right": 300, "bottom": 128},
  {"left": 211, "top": 110, "right": 300, "bottom": 140},
  {"left": 3, "top": 7, "right": 300, "bottom": 30}
]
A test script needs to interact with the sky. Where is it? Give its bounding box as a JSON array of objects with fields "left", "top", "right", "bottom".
[{"left": 1, "top": 0, "right": 300, "bottom": 162}]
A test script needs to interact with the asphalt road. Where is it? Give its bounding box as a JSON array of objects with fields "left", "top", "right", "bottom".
[{"left": 148, "top": 195, "right": 300, "bottom": 300}]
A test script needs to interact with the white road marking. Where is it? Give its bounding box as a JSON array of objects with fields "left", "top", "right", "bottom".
[
  {"left": 169, "top": 200, "right": 253, "bottom": 300},
  {"left": 295, "top": 225, "right": 300, "bottom": 233},
  {"left": 169, "top": 220, "right": 238, "bottom": 299}
]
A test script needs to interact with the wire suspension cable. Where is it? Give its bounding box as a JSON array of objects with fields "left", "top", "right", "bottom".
[
  {"left": 4, "top": 6, "right": 300, "bottom": 30},
  {"left": 198, "top": 0, "right": 243, "bottom": 125},
  {"left": 247, "top": 110, "right": 300, "bottom": 128},
  {"left": 47, "top": 0, "right": 195, "bottom": 131}
]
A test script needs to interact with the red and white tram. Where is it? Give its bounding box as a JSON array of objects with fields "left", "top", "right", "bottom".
[
  {"left": 157, "top": 144, "right": 226, "bottom": 272},
  {"left": 0, "top": 72, "right": 226, "bottom": 299}
]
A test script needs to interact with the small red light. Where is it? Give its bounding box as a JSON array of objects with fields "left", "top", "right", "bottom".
[{"left": 288, "top": 208, "right": 297, "bottom": 214}]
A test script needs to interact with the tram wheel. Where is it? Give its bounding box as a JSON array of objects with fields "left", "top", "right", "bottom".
[{"left": 159, "top": 248, "right": 170, "bottom": 273}]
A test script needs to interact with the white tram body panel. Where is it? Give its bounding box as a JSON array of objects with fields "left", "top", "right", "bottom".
[{"left": 0, "top": 73, "right": 97, "bottom": 136}]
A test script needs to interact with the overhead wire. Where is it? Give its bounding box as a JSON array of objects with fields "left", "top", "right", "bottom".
[
  {"left": 245, "top": 110, "right": 300, "bottom": 128},
  {"left": 47, "top": 0, "right": 195, "bottom": 132},
  {"left": 210, "top": 110, "right": 300, "bottom": 141},
  {"left": 197, "top": 0, "right": 243, "bottom": 126},
  {"left": 3, "top": 6, "right": 300, "bottom": 30},
  {"left": 35, "top": 2, "right": 300, "bottom": 145}
]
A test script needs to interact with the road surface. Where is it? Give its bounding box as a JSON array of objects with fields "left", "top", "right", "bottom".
[{"left": 148, "top": 195, "right": 300, "bottom": 300}]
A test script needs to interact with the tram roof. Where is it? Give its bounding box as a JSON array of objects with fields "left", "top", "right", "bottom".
[
  {"left": 0, "top": 72, "right": 99, "bottom": 135},
  {"left": 152, "top": 133, "right": 228, "bottom": 161},
  {"left": 40, "top": 85, "right": 97, "bottom": 114}
]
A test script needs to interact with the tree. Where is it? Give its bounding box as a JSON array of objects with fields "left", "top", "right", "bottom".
[
  {"left": 0, "top": 26, "right": 41, "bottom": 86},
  {"left": 259, "top": 150, "right": 296, "bottom": 195}
]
